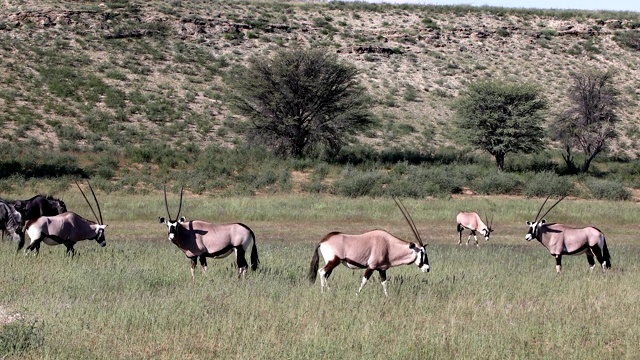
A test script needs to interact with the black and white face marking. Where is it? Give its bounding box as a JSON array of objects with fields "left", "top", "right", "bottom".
[
  {"left": 159, "top": 217, "right": 179, "bottom": 241},
  {"left": 525, "top": 220, "right": 545, "bottom": 241},
  {"left": 94, "top": 227, "right": 107, "bottom": 247},
  {"left": 411, "top": 243, "right": 430, "bottom": 272},
  {"left": 481, "top": 227, "right": 492, "bottom": 241}
]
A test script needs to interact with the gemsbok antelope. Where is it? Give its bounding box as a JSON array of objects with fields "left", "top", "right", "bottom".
[
  {"left": 456, "top": 212, "right": 493, "bottom": 246},
  {"left": 159, "top": 186, "right": 259, "bottom": 281},
  {"left": 13, "top": 194, "right": 67, "bottom": 251},
  {"left": 24, "top": 182, "right": 107, "bottom": 256},
  {"left": 308, "top": 197, "right": 430, "bottom": 296},
  {"left": 525, "top": 196, "right": 611, "bottom": 273}
]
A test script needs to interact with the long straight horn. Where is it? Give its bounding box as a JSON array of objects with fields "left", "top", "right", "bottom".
[
  {"left": 538, "top": 196, "right": 566, "bottom": 222},
  {"left": 533, "top": 195, "right": 550, "bottom": 223},
  {"left": 86, "top": 181, "right": 103, "bottom": 225},
  {"left": 393, "top": 197, "right": 424, "bottom": 246},
  {"left": 75, "top": 181, "right": 100, "bottom": 224},
  {"left": 175, "top": 187, "right": 184, "bottom": 220},
  {"left": 163, "top": 185, "right": 172, "bottom": 220}
]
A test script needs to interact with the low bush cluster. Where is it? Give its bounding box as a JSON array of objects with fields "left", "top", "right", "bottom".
[{"left": 585, "top": 179, "right": 632, "bottom": 201}]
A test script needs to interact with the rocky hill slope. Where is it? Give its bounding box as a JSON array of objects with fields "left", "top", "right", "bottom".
[{"left": 1, "top": 1, "right": 639, "bottom": 161}]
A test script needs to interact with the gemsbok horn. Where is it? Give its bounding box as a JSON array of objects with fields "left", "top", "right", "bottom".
[
  {"left": 159, "top": 186, "right": 259, "bottom": 281},
  {"left": 24, "top": 181, "right": 107, "bottom": 256},
  {"left": 308, "top": 197, "right": 430, "bottom": 296},
  {"left": 456, "top": 211, "right": 493, "bottom": 246},
  {"left": 525, "top": 196, "right": 611, "bottom": 273}
]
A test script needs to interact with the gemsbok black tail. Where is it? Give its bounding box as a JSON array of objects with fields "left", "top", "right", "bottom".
[
  {"left": 250, "top": 230, "right": 259, "bottom": 271},
  {"left": 308, "top": 244, "right": 320, "bottom": 283},
  {"left": 602, "top": 236, "right": 611, "bottom": 269}
]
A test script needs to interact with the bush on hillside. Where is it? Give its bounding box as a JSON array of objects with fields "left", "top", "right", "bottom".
[
  {"left": 331, "top": 168, "right": 387, "bottom": 197},
  {"left": 473, "top": 171, "right": 523, "bottom": 195},
  {"left": 585, "top": 178, "right": 631, "bottom": 201},
  {"left": 523, "top": 171, "right": 573, "bottom": 197}
]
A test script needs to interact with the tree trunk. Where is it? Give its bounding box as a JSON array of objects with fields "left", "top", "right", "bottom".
[
  {"left": 494, "top": 152, "right": 505, "bottom": 171},
  {"left": 581, "top": 151, "right": 599, "bottom": 173},
  {"left": 561, "top": 145, "right": 579, "bottom": 175}
]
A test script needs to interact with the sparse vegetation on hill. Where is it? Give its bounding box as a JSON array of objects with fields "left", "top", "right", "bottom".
[{"left": 1, "top": 1, "right": 639, "bottom": 198}]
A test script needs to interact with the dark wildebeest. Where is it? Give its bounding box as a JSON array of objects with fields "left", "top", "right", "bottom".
[
  {"left": 24, "top": 182, "right": 106, "bottom": 256},
  {"left": 12, "top": 195, "right": 67, "bottom": 251}
]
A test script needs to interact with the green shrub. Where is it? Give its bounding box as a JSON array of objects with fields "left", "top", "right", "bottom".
[
  {"left": 585, "top": 178, "right": 631, "bottom": 201},
  {"left": 473, "top": 171, "right": 523, "bottom": 195},
  {"left": 301, "top": 180, "right": 326, "bottom": 194},
  {"left": 523, "top": 171, "right": 573, "bottom": 197},
  {"left": 332, "top": 167, "right": 387, "bottom": 197},
  {"left": 0, "top": 319, "right": 44, "bottom": 356},
  {"left": 613, "top": 30, "right": 640, "bottom": 50}
]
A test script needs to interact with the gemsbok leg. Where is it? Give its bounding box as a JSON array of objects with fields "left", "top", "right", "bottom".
[
  {"left": 358, "top": 269, "right": 389, "bottom": 296},
  {"left": 199, "top": 255, "right": 208, "bottom": 274},
  {"left": 235, "top": 246, "right": 248, "bottom": 278},
  {"left": 318, "top": 258, "right": 341, "bottom": 292},
  {"left": 589, "top": 244, "right": 608, "bottom": 270}
]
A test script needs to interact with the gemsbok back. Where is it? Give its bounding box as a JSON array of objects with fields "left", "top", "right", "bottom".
[
  {"left": 456, "top": 211, "right": 493, "bottom": 246},
  {"left": 525, "top": 196, "right": 611, "bottom": 273},
  {"left": 308, "top": 197, "right": 429, "bottom": 296},
  {"left": 24, "top": 182, "right": 107, "bottom": 256},
  {"left": 159, "top": 186, "right": 259, "bottom": 281}
]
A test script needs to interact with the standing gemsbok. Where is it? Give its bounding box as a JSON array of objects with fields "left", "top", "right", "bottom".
[
  {"left": 308, "top": 197, "right": 429, "bottom": 296},
  {"left": 159, "top": 186, "right": 258, "bottom": 281},
  {"left": 456, "top": 212, "right": 493, "bottom": 246},
  {"left": 24, "top": 182, "right": 107, "bottom": 256},
  {"left": 525, "top": 196, "right": 611, "bottom": 273}
]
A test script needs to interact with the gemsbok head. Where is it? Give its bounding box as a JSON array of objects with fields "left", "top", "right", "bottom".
[
  {"left": 308, "top": 197, "right": 429, "bottom": 296},
  {"left": 160, "top": 186, "right": 259, "bottom": 281},
  {"left": 24, "top": 181, "right": 107, "bottom": 256},
  {"left": 456, "top": 211, "right": 493, "bottom": 246},
  {"left": 525, "top": 196, "right": 611, "bottom": 273}
]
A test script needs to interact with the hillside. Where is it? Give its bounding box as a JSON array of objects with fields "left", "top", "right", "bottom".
[{"left": 1, "top": 1, "right": 639, "bottom": 182}]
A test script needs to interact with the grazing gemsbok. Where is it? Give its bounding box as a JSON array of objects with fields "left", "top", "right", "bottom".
[
  {"left": 456, "top": 212, "right": 493, "bottom": 246},
  {"left": 24, "top": 182, "right": 107, "bottom": 256},
  {"left": 13, "top": 194, "right": 67, "bottom": 251},
  {"left": 308, "top": 197, "right": 430, "bottom": 296},
  {"left": 159, "top": 186, "right": 259, "bottom": 281},
  {"left": 525, "top": 196, "right": 611, "bottom": 274}
]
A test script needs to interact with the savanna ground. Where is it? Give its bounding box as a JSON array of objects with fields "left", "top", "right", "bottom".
[{"left": 1, "top": 191, "right": 639, "bottom": 359}]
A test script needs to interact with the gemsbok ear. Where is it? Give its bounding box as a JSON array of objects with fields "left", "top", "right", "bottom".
[
  {"left": 526, "top": 221, "right": 532, "bottom": 226},
  {"left": 409, "top": 243, "right": 416, "bottom": 249},
  {"left": 159, "top": 217, "right": 165, "bottom": 223},
  {"left": 180, "top": 216, "right": 186, "bottom": 223},
  {"left": 540, "top": 219, "right": 546, "bottom": 224}
]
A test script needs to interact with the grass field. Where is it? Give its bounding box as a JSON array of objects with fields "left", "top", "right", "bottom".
[{"left": 1, "top": 193, "right": 639, "bottom": 359}]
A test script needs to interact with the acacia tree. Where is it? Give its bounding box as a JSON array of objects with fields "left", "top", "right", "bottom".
[
  {"left": 225, "top": 49, "right": 373, "bottom": 158},
  {"left": 453, "top": 80, "right": 547, "bottom": 171},
  {"left": 550, "top": 69, "right": 619, "bottom": 174}
]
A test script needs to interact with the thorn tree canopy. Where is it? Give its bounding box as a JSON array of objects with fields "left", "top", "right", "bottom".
[
  {"left": 550, "top": 68, "right": 620, "bottom": 174},
  {"left": 225, "top": 48, "right": 374, "bottom": 158},
  {"left": 453, "top": 80, "right": 547, "bottom": 171}
]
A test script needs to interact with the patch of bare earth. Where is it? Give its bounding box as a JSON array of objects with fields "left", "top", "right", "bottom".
[{"left": 0, "top": 305, "right": 23, "bottom": 325}]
